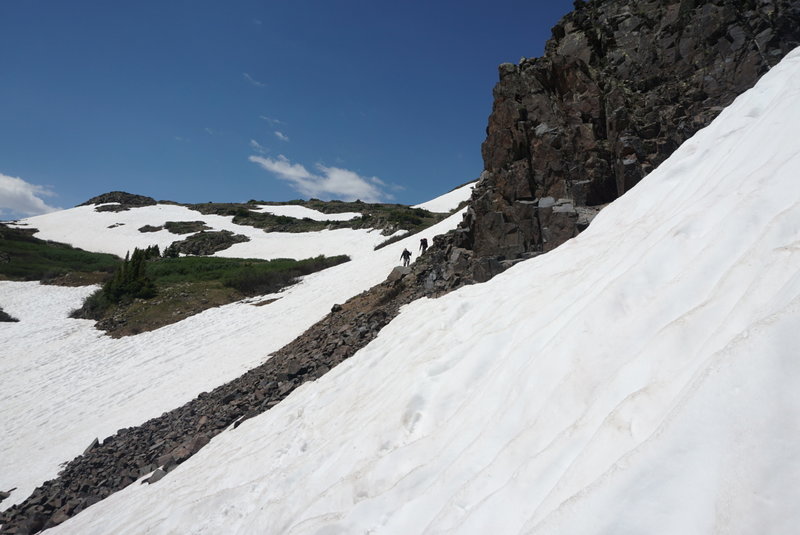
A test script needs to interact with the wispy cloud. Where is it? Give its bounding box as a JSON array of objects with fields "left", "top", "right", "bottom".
[
  {"left": 0, "top": 172, "right": 60, "bottom": 218},
  {"left": 204, "top": 127, "right": 215, "bottom": 135},
  {"left": 260, "top": 115, "right": 284, "bottom": 126},
  {"left": 274, "top": 131, "right": 290, "bottom": 142},
  {"left": 249, "top": 155, "right": 390, "bottom": 202},
  {"left": 242, "top": 72, "right": 265, "bottom": 87},
  {"left": 250, "top": 139, "right": 268, "bottom": 154},
  {"left": 253, "top": 18, "right": 263, "bottom": 26}
]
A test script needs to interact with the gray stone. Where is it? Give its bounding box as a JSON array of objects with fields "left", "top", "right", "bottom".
[
  {"left": 387, "top": 266, "right": 411, "bottom": 282},
  {"left": 83, "top": 438, "right": 99, "bottom": 455},
  {"left": 145, "top": 469, "right": 167, "bottom": 484},
  {"left": 156, "top": 453, "right": 174, "bottom": 468}
]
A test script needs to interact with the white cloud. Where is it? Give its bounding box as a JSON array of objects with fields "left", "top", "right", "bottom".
[
  {"left": 243, "top": 72, "right": 265, "bottom": 87},
  {"left": 249, "top": 155, "right": 390, "bottom": 202},
  {"left": 259, "top": 115, "right": 284, "bottom": 125},
  {"left": 274, "top": 131, "right": 290, "bottom": 142},
  {"left": 0, "top": 173, "right": 60, "bottom": 218},
  {"left": 250, "top": 139, "right": 268, "bottom": 154}
]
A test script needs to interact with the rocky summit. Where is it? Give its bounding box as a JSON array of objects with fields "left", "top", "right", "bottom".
[{"left": 455, "top": 0, "right": 800, "bottom": 263}]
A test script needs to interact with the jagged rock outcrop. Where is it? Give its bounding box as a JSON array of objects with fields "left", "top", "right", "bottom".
[
  {"left": 79, "top": 192, "right": 157, "bottom": 212},
  {"left": 460, "top": 0, "right": 800, "bottom": 260}
]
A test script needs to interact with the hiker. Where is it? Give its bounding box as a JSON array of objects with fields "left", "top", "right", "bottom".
[
  {"left": 400, "top": 248, "right": 412, "bottom": 267},
  {"left": 419, "top": 237, "right": 428, "bottom": 254}
]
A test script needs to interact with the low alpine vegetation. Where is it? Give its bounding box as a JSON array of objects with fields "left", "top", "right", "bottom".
[
  {"left": 0, "top": 224, "right": 119, "bottom": 285},
  {"left": 72, "top": 247, "right": 349, "bottom": 337}
]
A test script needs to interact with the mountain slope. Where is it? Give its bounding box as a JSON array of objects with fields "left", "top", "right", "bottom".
[
  {"left": 46, "top": 44, "right": 800, "bottom": 535},
  {"left": 0, "top": 188, "right": 467, "bottom": 517}
]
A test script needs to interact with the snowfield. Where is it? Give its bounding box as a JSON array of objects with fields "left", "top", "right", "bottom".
[
  {"left": 36, "top": 47, "right": 800, "bottom": 534},
  {"left": 0, "top": 198, "right": 464, "bottom": 511}
]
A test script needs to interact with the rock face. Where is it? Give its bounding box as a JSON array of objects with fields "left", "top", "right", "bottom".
[{"left": 460, "top": 0, "right": 800, "bottom": 259}]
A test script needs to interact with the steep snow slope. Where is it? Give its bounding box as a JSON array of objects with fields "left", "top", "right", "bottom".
[
  {"left": 50, "top": 49, "right": 800, "bottom": 534},
  {"left": 12, "top": 203, "right": 385, "bottom": 259},
  {"left": 0, "top": 205, "right": 463, "bottom": 511},
  {"left": 412, "top": 181, "right": 474, "bottom": 212}
]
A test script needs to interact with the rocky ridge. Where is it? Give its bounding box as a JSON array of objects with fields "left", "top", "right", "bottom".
[{"left": 456, "top": 0, "right": 800, "bottom": 265}]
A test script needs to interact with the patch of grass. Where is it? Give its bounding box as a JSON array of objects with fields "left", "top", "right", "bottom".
[
  {"left": 222, "top": 255, "right": 350, "bottom": 295},
  {"left": 146, "top": 255, "right": 349, "bottom": 295},
  {"left": 74, "top": 254, "right": 350, "bottom": 337},
  {"left": 0, "top": 224, "right": 120, "bottom": 283},
  {"left": 95, "top": 282, "right": 241, "bottom": 337}
]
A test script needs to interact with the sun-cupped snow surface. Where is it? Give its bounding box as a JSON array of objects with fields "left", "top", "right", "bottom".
[
  {"left": 50, "top": 49, "right": 800, "bottom": 534},
  {"left": 412, "top": 181, "right": 475, "bottom": 212},
  {"left": 249, "top": 204, "right": 361, "bottom": 221},
  {"left": 0, "top": 207, "right": 463, "bottom": 511},
  {"left": 12, "top": 203, "right": 381, "bottom": 260}
]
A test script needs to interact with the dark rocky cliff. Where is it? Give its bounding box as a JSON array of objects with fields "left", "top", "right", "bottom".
[{"left": 456, "top": 0, "right": 800, "bottom": 263}]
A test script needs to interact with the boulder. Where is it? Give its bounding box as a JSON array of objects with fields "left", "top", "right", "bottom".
[
  {"left": 387, "top": 266, "right": 411, "bottom": 282},
  {"left": 144, "top": 469, "right": 167, "bottom": 485}
]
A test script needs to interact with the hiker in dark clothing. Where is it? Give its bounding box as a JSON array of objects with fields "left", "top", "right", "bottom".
[
  {"left": 401, "top": 248, "right": 412, "bottom": 267},
  {"left": 419, "top": 238, "right": 428, "bottom": 254}
]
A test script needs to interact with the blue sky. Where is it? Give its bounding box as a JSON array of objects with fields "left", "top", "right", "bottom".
[{"left": 0, "top": 0, "right": 574, "bottom": 219}]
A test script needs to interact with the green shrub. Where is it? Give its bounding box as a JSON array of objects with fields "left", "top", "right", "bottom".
[
  {"left": 72, "top": 289, "right": 113, "bottom": 318},
  {"left": 103, "top": 247, "right": 158, "bottom": 303}
]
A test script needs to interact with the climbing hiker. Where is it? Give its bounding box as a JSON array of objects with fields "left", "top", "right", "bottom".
[
  {"left": 419, "top": 237, "right": 428, "bottom": 254},
  {"left": 400, "top": 248, "right": 412, "bottom": 267}
]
